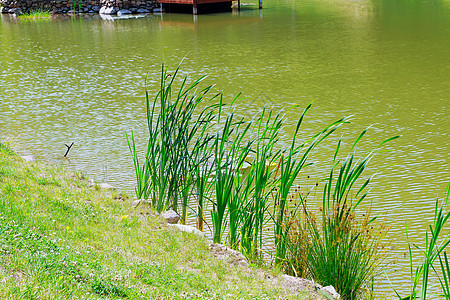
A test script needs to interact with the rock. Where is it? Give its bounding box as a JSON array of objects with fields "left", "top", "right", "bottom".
[
  {"left": 8, "top": 8, "right": 16, "bottom": 13},
  {"left": 129, "top": 7, "right": 137, "bottom": 13},
  {"left": 160, "top": 209, "right": 180, "bottom": 224},
  {"left": 168, "top": 224, "right": 205, "bottom": 237},
  {"left": 20, "top": 155, "right": 35, "bottom": 162},
  {"left": 136, "top": 8, "right": 149, "bottom": 13},
  {"left": 279, "top": 274, "right": 313, "bottom": 293},
  {"left": 130, "top": 199, "right": 142, "bottom": 208},
  {"left": 277, "top": 275, "right": 340, "bottom": 299},
  {"left": 117, "top": 9, "right": 131, "bottom": 16},
  {"left": 1, "top": 7, "right": 10, "bottom": 13},
  {"left": 321, "top": 285, "right": 340, "bottom": 299},
  {"left": 99, "top": 182, "right": 115, "bottom": 190},
  {"left": 209, "top": 243, "right": 248, "bottom": 266},
  {"left": 153, "top": 7, "right": 163, "bottom": 13},
  {"left": 91, "top": 5, "right": 100, "bottom": 12},
  {"left": 104, "top": 6, "right": 117, "bottom": 14}
]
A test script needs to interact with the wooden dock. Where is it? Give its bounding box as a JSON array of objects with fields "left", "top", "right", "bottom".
[{"left": 158, "top": 0, "right": 262, "bottom": 15}]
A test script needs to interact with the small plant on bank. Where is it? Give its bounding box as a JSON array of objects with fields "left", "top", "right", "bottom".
[{"left": 17, "top": 9, "right": 51, "bottom": 20}]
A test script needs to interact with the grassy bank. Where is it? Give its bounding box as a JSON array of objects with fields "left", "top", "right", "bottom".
[{"left": 0, "top": 142, "right": 323, "bottom": 299}]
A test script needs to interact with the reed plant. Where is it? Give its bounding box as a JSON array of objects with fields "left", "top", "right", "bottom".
[
  {"left": 210, "top": 101, "right": 253, "bottom": 244},
  {"left": 127, "top": 64, "right": 219, "bottom": 215},
  {"left": 281, "top": 131, "right": 398, "bottom": 299},
  {"left": 283, "top": 206, "right": 310, "bottom": 278},
  {"left": 191, "top": 135, "right": 215, "bottom": 231},
  {"left": 273, "top": 105, "right": 348, "bottom": 265},
  {"left": 439, "top": 251, "right": 450, "bottom": 299},
  {"left": 390, "top": 182, "right": 450, "bottom": 300},
  {"left": 239, "top": 108, "right": 282, "bottom": 258},
  {"left": 305, "top": 133, "right": 397, "bottom": 299},
  {"left": 70, "top": 0, "right": 82, "bottom": 12}
]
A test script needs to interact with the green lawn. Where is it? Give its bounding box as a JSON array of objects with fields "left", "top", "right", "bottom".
[{"left": 0, "top": 142, "right": 319, "bottom": 299}]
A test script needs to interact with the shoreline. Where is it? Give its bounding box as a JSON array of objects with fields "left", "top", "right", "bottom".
[{"left": 0, "top": 142, "right": 338, "bottom": 299}]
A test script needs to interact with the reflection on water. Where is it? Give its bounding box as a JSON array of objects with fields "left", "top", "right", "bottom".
[{"left": 0, "top": 0, "right": 449, "bottom": 296}]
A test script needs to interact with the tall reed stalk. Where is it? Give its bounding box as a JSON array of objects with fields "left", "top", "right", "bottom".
[
  {"left": 439, "top": 251, "right": 450, "bottom": 299},
  {"left": 240, "top": 108, "right": 282, "bottom": 258},
  {"left": 210, "top": 99, "right": 252, "bottom": 244}
]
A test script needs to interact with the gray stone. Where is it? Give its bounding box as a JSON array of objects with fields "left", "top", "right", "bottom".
[
  {"left": 104, "top": 6, "right": 117, "bottom": 14},
  {"left": 20, "top": 155, "right": 35, "bottom": 162},
  {"left": 130, "top": 199, "right": 142, "bottom": 208},
  {"left": 92, "top": 5, "right": 100, "bottom": 12},
  {"left": 129, "top": 7, "right": 137, "bottom": 13},
  {"left": 279, "top": 274, "right": 312, "bottom": 292},
  {"left": 153, "top": 8, "right": 162, "bottom": 13},
  {"left": 322, "top": 285, "right": 340, "bottom": 299},
  {"left": 99, "top": 182, "right": 115, "bottom": 190},
  {"left": 117, "top": 9, "right": 131, "bottom": 16},
  {"left": 168, "top": 224, "right": 205, "bottom": 237},
  {"left": 136, "top": 8, "right": 150, "bottom": 13},
  {"left": 209, "top": 243, "right": 248, "bottom": 266},
  {"left": 1, "top": 7, "right": 10, "bottom": 13},
  {"left": 160, "top": 209, "right": 180, "bottom": 224}
]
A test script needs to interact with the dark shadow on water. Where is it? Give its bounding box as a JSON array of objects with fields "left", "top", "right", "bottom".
[{"left": 162, "top": 2, "right": 232, "bottom": 14}]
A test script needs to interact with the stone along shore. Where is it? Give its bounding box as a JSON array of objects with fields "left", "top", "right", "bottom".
[{"left": 0, "top": 0, "right": 159, "bottom": 15}]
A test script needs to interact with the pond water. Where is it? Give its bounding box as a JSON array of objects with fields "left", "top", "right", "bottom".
[{"left": 1, "top": 0, "right": 449, "bottom": 297}]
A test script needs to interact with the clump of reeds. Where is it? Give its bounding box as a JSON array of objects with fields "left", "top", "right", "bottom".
[
  {"left": 17, "top": 9, "right": 51, "bottom": 20},
  {"left": 127, "top": 64, "right": 219, "bottom": 221},
  {"left": 129, "top": 64, "right": 398, "bottom": 299},
  {"left": 282, "top": 132, "right": 398, "bottom": 299}
]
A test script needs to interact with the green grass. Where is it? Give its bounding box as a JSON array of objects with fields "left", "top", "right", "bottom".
[
  {"left": 17, "top": 9, "right": 51, "bottom": 20},
  {"left": 0, "top": 142, "right": 319, "bottom": 299}
]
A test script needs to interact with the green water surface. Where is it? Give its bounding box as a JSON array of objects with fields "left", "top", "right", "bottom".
[{"left": 1, "top": 0, "right": 449, "bottom": 296}]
